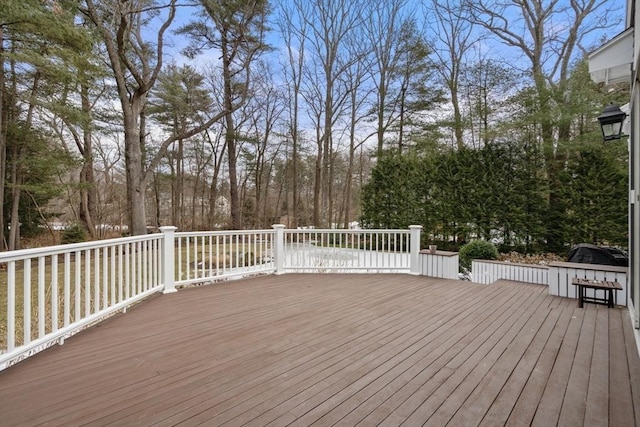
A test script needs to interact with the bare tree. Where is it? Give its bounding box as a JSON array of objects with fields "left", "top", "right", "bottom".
[
  {"left": 80, "top": 0, "right": 175, "bottom": 235},
  {"left": 363, "top": 0, "right": 410, "bottom": 157},
  {"left": 277, "top": 0, "right": 307, "bottom": 228},
  {"left": 341, "top": 51, "right": 372, "bottom": 228},
  {"left": 428, "top": 0, "right": 477, "bottom": 149},
  {"left": 294, "top": 0, "right": 364, "bottom": 227},
  {"left": 204, "top": 125, "right": 227, "bottom": 229},
  {"left": 0, "top": 27, "right": 6, "bottom": 248},
  {"left": 93, "top": 138, "right": 126, "bottom": 237},
  {"left": 81, "top": 0, "right": 227, "bottom": 235},
  {"left": 461, "top": 59, "right": 518, "bottom": 148},
  {"left": 243, "top": 63, "right": 285, "bottom": 228}
]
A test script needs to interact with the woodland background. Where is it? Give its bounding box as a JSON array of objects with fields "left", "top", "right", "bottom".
[{"left": 0, "top": 0, "right": 629, "bottom": 254}]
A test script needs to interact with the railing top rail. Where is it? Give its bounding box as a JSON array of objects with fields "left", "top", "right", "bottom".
[
  {"left": 283, "top": 229, "right": 410, "bottom": 233},
  {"left": 175, "top": 229, "right": 275, "bottom": 237},
  {"left": 0, "top": 233, "right": 162, "bottom": 263},
  {"left": 0, "top": 228, "right": 414, "bottom": 263},
  {"left": 472, "top": 259, "right": 550, "bottom": 269},
  {"left": 548, "top": 261, "right": 628, "bottom": 273},
  {"left": 420, "top": 250, "right": 458, "bottom": 257}
]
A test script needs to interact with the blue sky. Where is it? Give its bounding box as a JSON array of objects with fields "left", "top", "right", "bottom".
[{"left": 158, "top": 0, "right": 625, "bottom": 84}]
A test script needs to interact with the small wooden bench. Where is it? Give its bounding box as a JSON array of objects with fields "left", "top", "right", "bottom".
[{"left": 571, "top": 278, "right": 622, "bottom": 308}]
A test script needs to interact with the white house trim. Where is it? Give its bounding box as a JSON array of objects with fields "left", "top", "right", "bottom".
[{"left": 588, "top": 27, "right": 633, "bottom": 85}]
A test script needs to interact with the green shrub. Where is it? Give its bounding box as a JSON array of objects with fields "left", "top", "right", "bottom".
[
  {"left": 459, "top": 240, "right": 499, "bottom": 270},
  {"left": 61, "top": 223, "right": 87, "bottom": 244}
]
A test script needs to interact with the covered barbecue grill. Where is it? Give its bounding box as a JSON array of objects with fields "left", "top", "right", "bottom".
[{"left": 567, "top": 243, "right": 629, "bottom": 267}]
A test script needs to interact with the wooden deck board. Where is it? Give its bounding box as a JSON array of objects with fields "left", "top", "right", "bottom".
[
  {"left": 584, "top": 308, "right": 610, "bottom": 427},
  {"left": 355, "top": 283, "right": 535, "bottom": 426},
  {"left": 260, "top": 285, "right": 511, "bottom": 426},
  {"left": 530, "top": 300, "right": 585, "bottom": 427},
  {"left": 557, "top": 304, "right": 597, "bottom": 426},
  {"left": 609, "top": 309, "right": 637, "bottom": 427},
  {"left": 623, "top": 311, "right": 640, "bottom": 423},
  {"left": 504, "top": 300, "right": 575, "bottom": 425},
  {"left": 52, "top": 278, "right": 438, "bottom": 426},
  {"left": 165, "top": 280, "right": 488, "bottom": 426},
  {"left": 115, "top": 278, "right": 456, "bottom": 426},
  {"left": 453, "top": 294, "right": 562, "bottom": 427},
  {"left": 0, "top": 274, "right": 639, "bottom": 426},
  {"left": 409, "top": 286, "right": 551, "bottom": 426},
  {"left": 283, "top": 286, "right": 523, "bottom": 426},
  {"left": 479, "top": 296, "right": 571, "bottom": 426},
  {"left": 623, "top": 312, "right": 640, "bottom": 422}
]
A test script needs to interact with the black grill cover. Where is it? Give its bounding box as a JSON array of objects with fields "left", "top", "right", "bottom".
[{"left": 567, "top": 243, "right": 628, "bottom": 267}]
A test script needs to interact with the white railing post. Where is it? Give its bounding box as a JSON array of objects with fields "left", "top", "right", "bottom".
[
  {"left": 272, "top": 224, "right": 285, "bottom": 275},
  {"left": 160, "top": 226, "right": 178, "bottom": 294},
  {"left": 409, "top": 225, "right": 422, "bottom": 275}
]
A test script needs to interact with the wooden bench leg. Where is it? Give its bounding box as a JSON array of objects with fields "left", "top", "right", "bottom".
[
  {"left": 578, "top": 285, "right": 584, "bottom": 308},
  {"left": 608, "top": 289, "right": 614, "bottom": 308}
]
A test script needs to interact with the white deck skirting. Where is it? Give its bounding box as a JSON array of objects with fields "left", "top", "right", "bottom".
[
  {"left": 548, "top": 261, "right": 628, "bottom": 306},
  {"left": 472, "top": 259, "right": 629, "bottom": 306},
  {"left": 472, "top": 259, "right": 549, "bottom": 285},
  {"left": 419, "top": 250, "right": 459, "bottom": 280}
]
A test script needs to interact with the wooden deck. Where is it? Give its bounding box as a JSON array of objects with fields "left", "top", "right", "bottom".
[{"left": 1, "top": 274, "right": 639, "bottom": 426}]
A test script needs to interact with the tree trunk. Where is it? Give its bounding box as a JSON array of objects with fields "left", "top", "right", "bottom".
[
  {"left": 313, "top": 128, "right": 323, "bottom": 227},
  {"left": 450, "top": 83, "right": 464, "bottom": 149},
  {"left": 226, "top": 122, "right": 240, "bottom": 229},
  {"left": 322, "top": 78, "right": 334, "bottom": 227},
  {"left": 153, "top": 172, "right": 161, "bottom": 228},
  {"left": 177, "top": 137, "right": 184, "bottom": 229},
  {"left": 169, "top": 151, "right": 177, "bottom": 227},
  {"left": 221, "top": 38, "right": 241, "bottom": 230},
  {"left": 8, "top": 145, "right": 21, "bottom": 251},
  {"left": 79, "top": 80, "right": 97, "bottom": 238},
  {"left": 398, "top": 83, "right": 407, "bottom": 153},
  {"left": 291, "top": 121, "right": 299, "bottom": 228},
  {"left": 190, "top": 171, "right": 198, "bottom": 230},
  {"left": 191, "top": 149, "right": 205, "bottom": 230},
  {"left": 206, "top": 130, "right": 226, "bottom": 229},
  {"left": 79, "top": 155, "right": 96, "bottom": 237},
  {"left": 208, "top": 180, "right": 218, "bottom": 228},
  {"left": 9, "top": 71, "right": 40, "bottom": 249},
  {"left": 344, "top": 150, "right": 355, "bottom": 229},
  {"left": 254, "top": 145, "right": 264, "bottom": 229},
  {"left": 0, "top": 27, "right": 6, "bottom": 250},
  {"left": 263, "top": 161, "right": 274, "bottom": 226},
  {"left": 376, "top": 69, "right": 387, "bottom": 157},
  {"left": 123, "top": 103, "right": 147, "bottom": 235}
]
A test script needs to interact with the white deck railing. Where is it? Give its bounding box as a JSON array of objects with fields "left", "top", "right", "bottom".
[
  {"left": 0, "top": 225, "right": 422, "bottom": 370},
  {"left": 175, "top": 229, "right": 276, "bottom": 286},
  {"left": 0, "top": 233, "right": 164, "bottom": 370},
  {"left": 279, "top": 227, "right": 418, "bottom": 273}
]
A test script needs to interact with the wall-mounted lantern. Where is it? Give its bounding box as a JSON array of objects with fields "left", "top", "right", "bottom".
[{"left": 597, "top": 103, "right": 627, "bottom": 141}]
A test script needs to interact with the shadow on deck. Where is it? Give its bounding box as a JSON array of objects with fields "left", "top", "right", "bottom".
[{"left": 1, "top": 274, "right": 639, "bottom": 426}]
